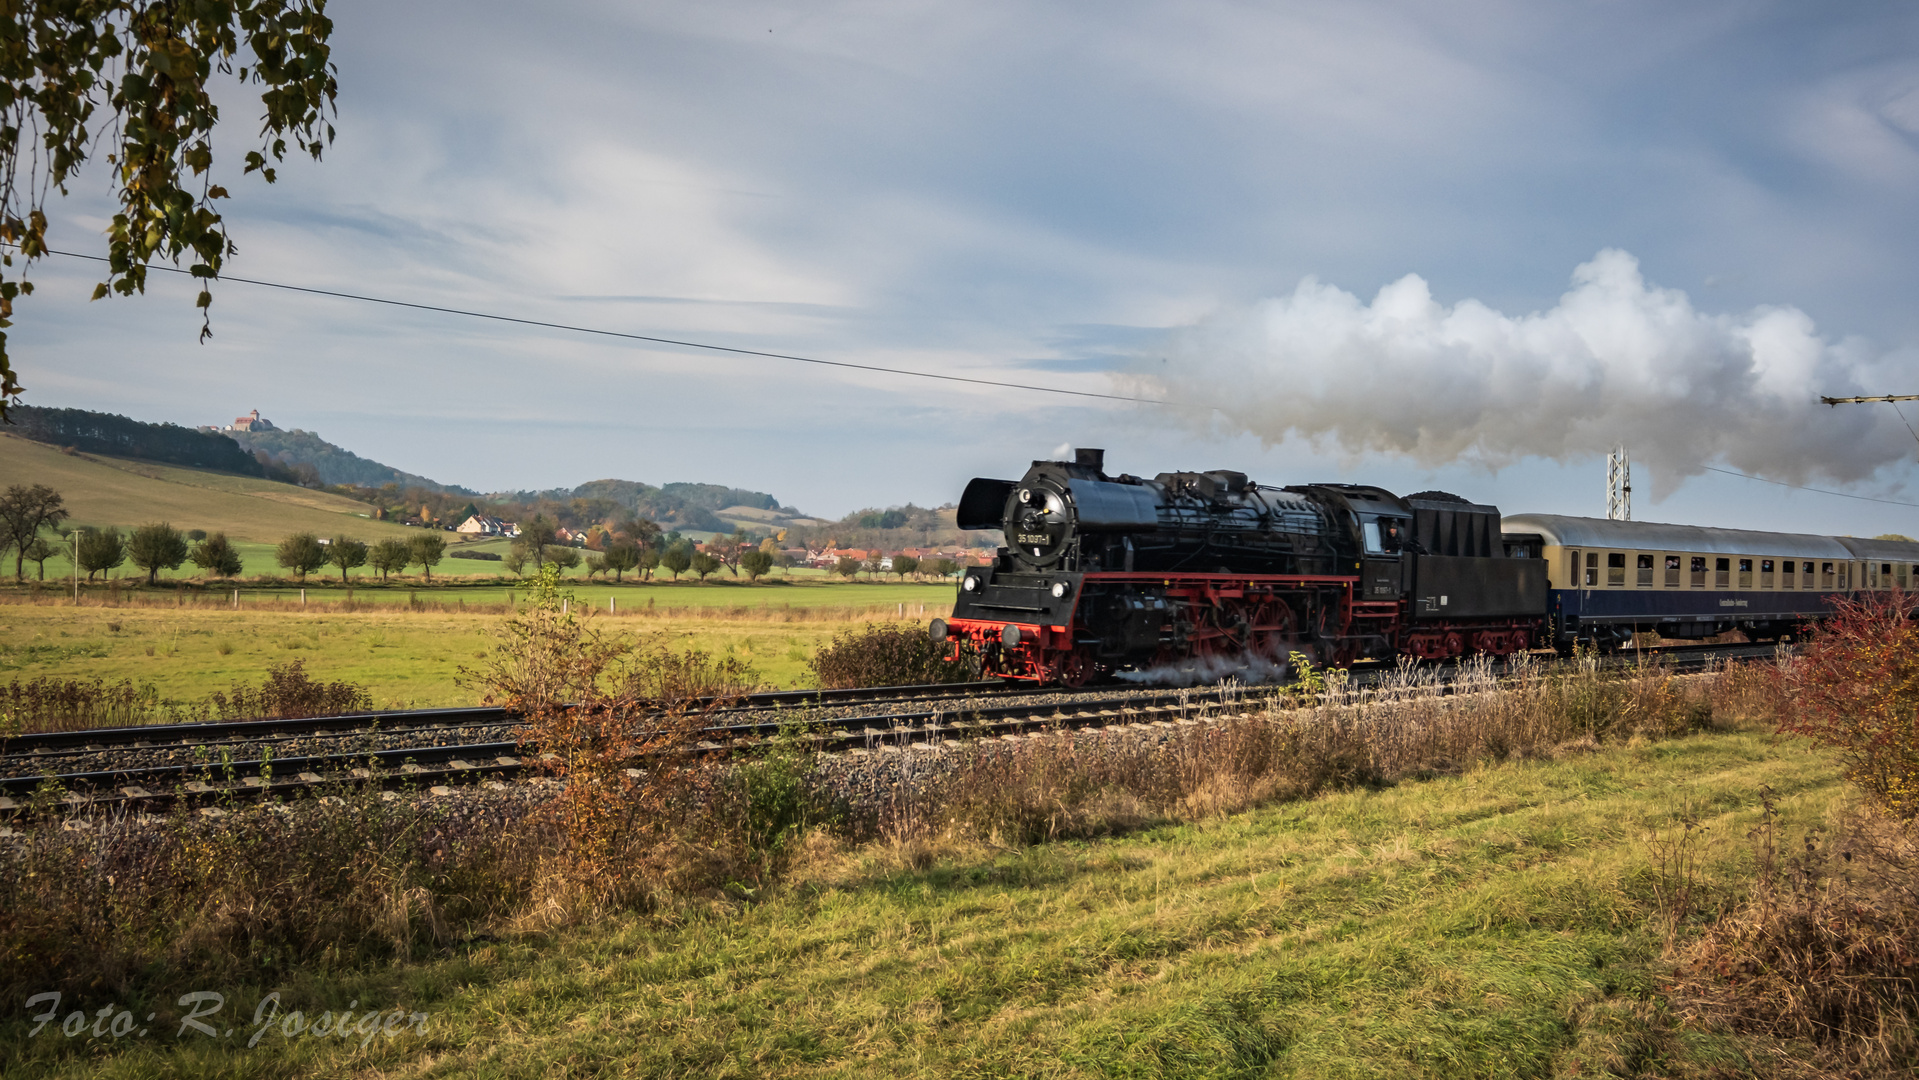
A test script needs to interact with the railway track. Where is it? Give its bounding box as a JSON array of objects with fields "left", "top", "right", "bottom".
[{"left": 0, "top": 640, "right": 1779, "bottom": 820}]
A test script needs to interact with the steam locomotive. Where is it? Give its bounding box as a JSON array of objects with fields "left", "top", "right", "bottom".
[
  {"left": 931, "top": 449, "right": 1919, "bottom": 685},
  {"left": 931, "top": 449, "right": 1545, "bottom": 685}
]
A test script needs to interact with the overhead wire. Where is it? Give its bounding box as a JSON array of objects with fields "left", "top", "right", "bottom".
[
  {"left": 1698, "top": 465, "right": 1919, "bottom": 508},
  {"left": 34, "top": 246, "right": 1171, "bottom": 407}
]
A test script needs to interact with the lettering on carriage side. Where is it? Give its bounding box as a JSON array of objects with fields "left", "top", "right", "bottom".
[{"left": 1718, "top": 599, "right": 1748, "bottom": 607}]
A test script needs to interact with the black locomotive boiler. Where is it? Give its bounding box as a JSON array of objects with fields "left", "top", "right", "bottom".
[{"left": 933, "top": 449, "right": 1547, "bottom": 685}]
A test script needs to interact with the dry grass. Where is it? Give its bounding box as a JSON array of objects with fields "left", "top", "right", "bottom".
[
  {"left": 883, "top": 653, "right": 1737, "bottom": 850},
  {"left": 1670, "top": 804, "right": 1919, "bottom": 1074}
]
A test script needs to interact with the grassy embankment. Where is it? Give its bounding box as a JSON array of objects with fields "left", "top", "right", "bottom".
[{"left": 1, "top": 719, "right": 1852, "bottom": 1078}]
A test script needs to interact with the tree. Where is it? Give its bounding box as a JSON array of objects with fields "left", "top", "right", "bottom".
[
  {"left": 690, "top": 551, "right": 720, "bottom": 581},
  {"left": 0, "top": 483, "right": 68, "bottom": 580},
  {"left": 617, "top": 516, "right": 662, "bottom": 550},
  {"left": 502, "top": 548, "right": 527, "bottom": 576},
  {"left": 190, "top": 532, "right": 244, "bottom": 577},
  {"left": 739, "top": 549, "right": 774, "bottom": 581},
  {"left": 275, "top": 532, "right": 325, "bottom": 581},
  {"left": 22, "top": 535, "right": 55, "bottom": 579},
  {"left": 369, "top": 538, "right": 410, "bottom": 580},
  {"left": 929, "top": 557, "right": 960, "bottom": 579},
  {"left": 892, "top": 555, "right": 919, "bottom": 580},
  {"left": 834, "top": 556, "right": 861, "bottom": 580},
  {"left": 515, "top": 515, "right": 557, "bottom": 568},
  {"left": 639, "top": 547, "right": 661, "bottom": 580},
  {"left": 660, "top": 543, "right": 692, "bottom": 580},
  {"left": 545, "top": 544, "right": 581, "bottom": 573},
  {"left": 0, "top": 3, "right": 339, "bottom": 421},
  {"left": 326, "top": 536, "right": 367, "bottom": 583},
  {"left": 77, "top": 526, "right": 126, "bottom": 581},
  {"left": 127, "top": 521, "right": 188, "bottom": 584},
  {"left": 602, "top": 541, "right": 640, "bottom": 582},
  {"left": 410, "top": 532, "right": 446, "bottom": 581},
  {"left": 584, "top": 551, "right": 607, "bottom": 579}
]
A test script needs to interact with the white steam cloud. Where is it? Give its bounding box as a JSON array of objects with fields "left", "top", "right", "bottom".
[{"left": 1132, "top": 250, "right": 1913, "bottom": 500}]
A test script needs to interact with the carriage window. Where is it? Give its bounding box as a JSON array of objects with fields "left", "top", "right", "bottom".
[
  {"left": 1585, "top": 551, "right": 1599, "bottom": 587},
  {"left": 1883, "top": 563, "right": 1893, "bottom": 589},
  {"left": 1821, "top": 562, "right": 1834, "bottom": 589},
  {"left": 1637, "top": 553, "right": 1654, "bottom": 586},
  {"left": 1691, "top": 557, "right": 1706, "bottom": 588},
  {"left": 1607, "top": 552, "right": 1626, "bottom": 586},
  {"left": 1715, "top": 558, "right": 1730, "bottom": 588},
  {"left": 1761, "top": 559, "right": 1774, "bottom": 588},
  {"left": 1804, "top": 561, "right": 1815, "bottom": 579},
  {"left": 1738, "top": 558, "right": 1752, "bottom": 588},
  {"left": 1665, "top": 555, "right": 1680, "bottom": 588},
  {"left": 1782, "top": 560, "right": 1794, "bottom": 588}
]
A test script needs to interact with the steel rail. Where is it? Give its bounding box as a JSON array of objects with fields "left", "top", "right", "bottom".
[{"left": 0, "top": 640, "right": 1780, "bottom": 818}]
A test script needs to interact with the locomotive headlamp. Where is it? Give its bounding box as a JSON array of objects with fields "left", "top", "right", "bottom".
[
  {"left": 1050, "top": 581, "right": 1070, "bottom": 598},
  {"left": 1001, "top": 624, "right": 1022, "bottom": 646},
  {"left": 962, "top": 576, "right": 979, "bottom": 592},
  {"left": 929, "top": 618, "right": 949, "bottom": 643},
  {"left": 1018, "top": 488, "right": 1033, "bottom": 504}
]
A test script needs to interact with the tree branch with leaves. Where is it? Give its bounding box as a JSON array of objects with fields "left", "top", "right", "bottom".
[{"left": 0, "top": 1, "right": 339, "bottom": 420}]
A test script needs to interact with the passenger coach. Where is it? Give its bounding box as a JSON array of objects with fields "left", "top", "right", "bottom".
[{"left": 1500, "top": 515, "right": 1919, "bottom": 650}]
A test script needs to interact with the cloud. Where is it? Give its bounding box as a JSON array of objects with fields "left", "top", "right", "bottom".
[{"left": 1128, "top": 250, "right": 1913, "bottom": 499}]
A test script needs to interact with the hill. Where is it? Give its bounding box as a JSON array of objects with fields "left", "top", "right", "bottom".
[
  {"left": 0, "top": 432, "right": 432, "bottom": 544},
  {"left": 524, "top": 478, "right": 805, "bottom": 534},
  {"left": 227, "top": 427, "right": 462, "bottom": 492},
  {"left": 9, "top": 404, "right": 264, "bottom": 476}
]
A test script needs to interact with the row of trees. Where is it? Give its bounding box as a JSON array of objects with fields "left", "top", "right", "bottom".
[{"left": 273, "top": 532, "right": 447, "bottom": 583}]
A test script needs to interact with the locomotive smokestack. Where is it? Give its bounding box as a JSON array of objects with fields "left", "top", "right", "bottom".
[{"left": 1076, "top": 448, "right": 1106, "bottom": 473}]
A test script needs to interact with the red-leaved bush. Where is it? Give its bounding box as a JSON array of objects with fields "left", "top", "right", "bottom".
[{"left": 1772, "top": 590, "right": 1919, "bottom": 819}]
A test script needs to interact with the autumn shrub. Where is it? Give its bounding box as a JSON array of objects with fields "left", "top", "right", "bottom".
[
  {"left": 1672, "top": 802, "right": 1919, "bottom": 1072},
  {"left": 807, "top": 622, "right": 977, "bottom": 689},
  {"left": 204, "top": 658, "right": 374, "bottom": 720},
  {"left": 1771, "top": 590, "right": 1919, "bottom": 819},
  {"left": 0, "top": 660, "right": 374, "bottom": 735},
  {"left": 461, "top": 565, "right": 762, "bottom": 911}
]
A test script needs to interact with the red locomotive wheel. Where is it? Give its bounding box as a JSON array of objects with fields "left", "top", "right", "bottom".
[{"left": 1054, "top": 649, "right": 1095, "bottom": 688}]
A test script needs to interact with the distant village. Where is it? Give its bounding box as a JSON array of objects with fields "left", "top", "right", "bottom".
[{"left": 212, "top": 409, "right": 994, "bottom": 572}]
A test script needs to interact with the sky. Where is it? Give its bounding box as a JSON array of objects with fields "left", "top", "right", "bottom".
[{"left": 11, "top": 0, "right": 1919, "bottom": 533}]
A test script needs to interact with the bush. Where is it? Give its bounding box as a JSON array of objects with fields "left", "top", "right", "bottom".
[
  {"left": 1770, "top": 590, "right": 1919, "bottom": 819},
  {"left": 450, "top": 549, "right": 502, "bottom": 561},
  {"left": 807, "top": 622, "right": 977, "bottom": 689}
]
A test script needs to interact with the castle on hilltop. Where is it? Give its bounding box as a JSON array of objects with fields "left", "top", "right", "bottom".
[{"left": 226, "top": 409, "right": 275, "bottom": 432}]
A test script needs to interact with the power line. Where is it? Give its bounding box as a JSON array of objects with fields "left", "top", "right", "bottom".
[
  {"left": 36, "top": 247, "right": 1169, "bottom": 407},
  {"left": 1699, "top": 465, "right": 1919, "bottom": 508}
]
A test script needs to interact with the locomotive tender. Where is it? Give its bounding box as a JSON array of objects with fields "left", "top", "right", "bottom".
[{"left": 934, "top": 450, "right": 1919, "bottom": 685}]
